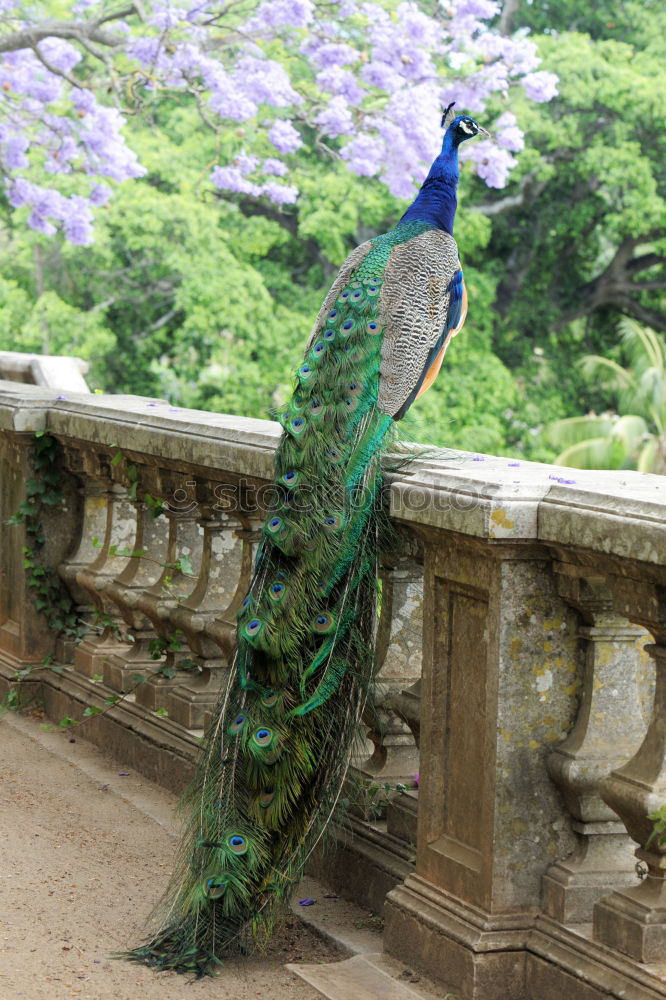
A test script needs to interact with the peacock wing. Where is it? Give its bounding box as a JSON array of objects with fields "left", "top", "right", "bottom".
[
  {"left": 376, "top": 228, "right": 462, "bottom": 421},
  {"left": 303, "top": 240, "right": 373, "bottom": 352}
]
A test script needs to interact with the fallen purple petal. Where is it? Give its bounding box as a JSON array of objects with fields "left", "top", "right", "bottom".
[
  {"left": 298, "top": 897, "right": 316, "bottom": 906},
  {"left": 118, "top": 771, "right": 130, "bottom": 776}
]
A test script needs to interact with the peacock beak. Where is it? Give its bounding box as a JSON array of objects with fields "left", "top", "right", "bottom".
[{"left": 476, "top": 126, "right": 490, "bottom": 138}]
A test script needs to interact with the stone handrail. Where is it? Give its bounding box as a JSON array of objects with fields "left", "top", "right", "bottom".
[
  {"left": 0, "top": 350, "right": 90, "bottom": 392},
  {"left": 1, "top": 379, "right": 665, "bottom": 1000}
]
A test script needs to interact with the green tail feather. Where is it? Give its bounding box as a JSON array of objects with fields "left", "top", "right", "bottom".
[{"left": 125, "top": 254, "right": 401, "bottom": 975}]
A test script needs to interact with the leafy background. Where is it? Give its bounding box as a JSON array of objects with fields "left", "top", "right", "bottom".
[{"left": 0, "top": 0, "right": 664, "bottom": 466}]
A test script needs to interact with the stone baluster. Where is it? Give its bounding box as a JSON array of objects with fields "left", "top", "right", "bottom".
[
  {"left": 57, "top": 446, "right": 110, "bottom": 662},
  {"left": 102, "top": 464, "right": 171, "bottom": 692},
  {"left": 133, "top": 472, "right": 203, "bottom": 713},
  {"left": 542, "top": 563, "right": 649, "bottom": 924},
  {"left": 166, "top": 478, "right": 250, "bottom": 729},
  {"left": 593, "top": 577, "right": 666, "bottom": 963},
  {"left": 357, "top": 534, "right": 424, "bottom": 788},
  {"left": 70, "top": 450, "right": 138, "bottom": 678}
]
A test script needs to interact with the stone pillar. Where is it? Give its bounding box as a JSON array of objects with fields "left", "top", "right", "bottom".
[
  {"left": 593, "top": 578, "right": 666, "bottom": 963},
  {"left": 383, "top": 530, "right": 581, "bottom": 1000},
  {"left": 542, "top": 565, "right": 648, "bottom": 924},
  {"left": 0, "top": 431, "right": 78, "bottom": 671}
]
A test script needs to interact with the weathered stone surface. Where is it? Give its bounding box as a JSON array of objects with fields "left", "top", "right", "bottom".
[
  {"left": 4, "top": 382, "right": 666, "bottom": 1000},
  {"left": 543, "top": 568, "right": 648, "bottom": 924}
]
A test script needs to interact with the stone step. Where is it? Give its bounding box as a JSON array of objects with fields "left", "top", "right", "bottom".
[{"left": 287, "top": 953, "right": 435, "bottom": 1000}]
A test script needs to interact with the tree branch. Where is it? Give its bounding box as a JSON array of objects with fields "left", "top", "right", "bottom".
[
  {"left": 498, "top": 0, "right": 521, "bottom": 36},
  {"left": 627, "top": 252, "right": 666, "bottom": 275},
  {"left": 554, "top": 235, "right": 666, "bottom": 332},
  {"left": 31, "top": 43, "right": 81, "bottom": 88},
  {"left": 609, "top": 296, "right": 666, "bottom": 334},
  {"left": 474, "top": 171, "right": 548, "bottom": 217},
  {"left": 0, "top": 11, "right": 134, "bottom": 54}
]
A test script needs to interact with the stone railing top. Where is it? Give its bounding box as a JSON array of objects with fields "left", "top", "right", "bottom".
[
  {"left": 1, "top": 380, "right": 664, "bottom": 567},
  {"left": 0, "top": 351, "right": 90, "bottom": 393}
]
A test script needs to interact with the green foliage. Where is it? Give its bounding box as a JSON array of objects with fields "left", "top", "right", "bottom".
[
  {"left": 0, "top": 7, "right": 664, "bottom": 466},
  {"left": 547, "top": 322, "right": 666, "bottom": 471},
  {"left": 6, "top": 433, "right": 84, "bottom": 638},
  {"left": 648, "top": 805, "right": 666, "bottom": 849},
  {"left": 341, "top": 775, "right": 412, "bottom": 822}
]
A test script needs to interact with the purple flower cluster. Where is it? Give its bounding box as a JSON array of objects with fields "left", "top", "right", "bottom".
[
  {"left": 211, "top": 158, "right": 298, "bottom": 204},
  {"left": 8, "top": 178, "right": 96, "bottom": 244},
  {"left": 0, "top": 0, "right": 558, "bottom": 238},
  {"left": 0, "top": 36, "right": 144, "bottom": 243}
]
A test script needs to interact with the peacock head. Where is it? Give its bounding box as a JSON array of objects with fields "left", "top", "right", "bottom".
[{"left": 441, "top": 102, "right": 489, "bottom": 145}]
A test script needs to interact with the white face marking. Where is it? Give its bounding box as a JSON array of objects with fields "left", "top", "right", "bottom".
[{"left": 459, "top": 121, "right": 475, "bottom": 134}]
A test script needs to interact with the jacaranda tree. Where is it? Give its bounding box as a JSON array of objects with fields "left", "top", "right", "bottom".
[{"left": 0, "top": 0, "right": 557, "bottom": 244}]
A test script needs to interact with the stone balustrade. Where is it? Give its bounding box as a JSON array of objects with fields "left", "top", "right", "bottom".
[
  {"left": 1, "top": 379, "right": 666, "bottom": 1000},
  {"left": 0, "top": 350, "right": 90, "bottom": 392}
]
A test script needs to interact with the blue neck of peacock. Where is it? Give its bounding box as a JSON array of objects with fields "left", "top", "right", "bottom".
[{"left": 399, "top": 128, "right": 460, "bottom": 235}]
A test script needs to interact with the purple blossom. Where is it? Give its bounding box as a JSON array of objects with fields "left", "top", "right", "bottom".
[
  {"left": 28, "top": 212, "right": 57, "bottom": 236},
  {"left": 89, "top": 183, "right": 112, "bottom": 206},
  {"left": 300, "top": 41, "right": 357, "bottom": 69},
  {"left": 237, "top": 55, "right": 302, "bottom": 107},
  {"left": 495, "top": 112, "right": 524, "bottom": 153},
  {"left": 316, "top": 66, "right": 364, "bottom": 105},
  {"left": 248, "top": 0, "right": 314, "bottom": 31},
  {"left": 361, "top": 61, "right": 402, "bottom": 93},
  {"left": 262, "top": 157, "right": 289, "bottom": 176},
  {"left": 268, "top": 119, "right": 302, "bottom": 154},
  {"left": 64, "top": 215, "right": 94, "bottom": 246},
  {"left": 37, "top": 38, "right": 81, "bottom": 74},
  {"left": 398, "top": 4, "right": 437, "bottom": 45},
  {"left": 340, "top": 134, "right": 385, "bottom": 177},
  {"left": 235, "top": 152, "right": 259, "bottom": 175},
  {"left": 522, "top": 71, "right": 559, "bottom": 102},
  {"left": 210, "top": 165, "right": 261, "bottom": 196},
  {"left": 315, "top": 96, "right": 354, "bottom": 139},
  {"left": 462, "top": 140, "right": 517, "bottom": 188},
  {"left": 260, "top": 181, "right": 299, "bottom": 205},
  {"left": 4, "top": 135, "right": 29, "bottom": 169}
]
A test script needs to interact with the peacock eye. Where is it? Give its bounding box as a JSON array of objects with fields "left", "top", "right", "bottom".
[{"left": 227, "top": 834, "right": 248, "bottom": 854}]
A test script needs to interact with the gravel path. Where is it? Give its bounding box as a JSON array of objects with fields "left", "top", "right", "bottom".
[{"left": 0, "top": 710, "right": 339, "bottom": 1000}]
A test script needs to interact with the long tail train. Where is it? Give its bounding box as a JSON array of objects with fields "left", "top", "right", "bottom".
[{"left": 125, "top": 106, "right": 486, "bottom": 975}]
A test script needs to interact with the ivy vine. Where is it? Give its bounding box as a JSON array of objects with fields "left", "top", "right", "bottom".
[
  {"left": 2, "top": 435, "right": 199, "bottom": 727},
  {"left": 6, "top": 432, "right": 83, "bottom": 639}
]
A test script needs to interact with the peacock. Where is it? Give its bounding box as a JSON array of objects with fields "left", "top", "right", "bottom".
[{"left": 127, "top": 104, "right": 488, "bottom": 975}]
